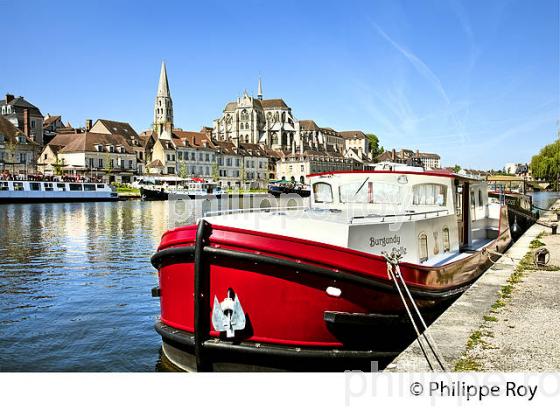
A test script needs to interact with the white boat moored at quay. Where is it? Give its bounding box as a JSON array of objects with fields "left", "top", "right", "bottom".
[{"left": 0, "top": 179, "right": 118, "bottom": 203}]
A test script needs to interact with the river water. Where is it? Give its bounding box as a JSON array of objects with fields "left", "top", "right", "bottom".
[
  {"left": 531, "top": 191, "right": 560, "bottom": 210},
  {"left": 0, "top": 192, "right": 558, "bottom": 371},
  {"left": 0, "top": 201, "right": 167, "bottom": 371}
]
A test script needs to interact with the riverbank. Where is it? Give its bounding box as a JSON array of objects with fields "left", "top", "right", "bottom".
[{"left": 386, "top": 199, "right": 560, "bottom": 372}]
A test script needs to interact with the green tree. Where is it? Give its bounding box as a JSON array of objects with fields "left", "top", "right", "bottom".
[
  {"left": 453, "top": 164, "right": 462, "bottom": 173},
  {"left": 211, "top": 162, "right": 219, "bottom": 182},
  {"left": 240, "top": 158, "right": 246, "bottom": 186},
  {"left": 104, "top": 153, "right": 113, "bottom": 178},
  {"left": 366, "top": 134, "right": 384, "bottom": 158},
  {"left": 530, "top": 138, "right": 560, "bottom": 191},
  {"left": 53, "top": 155, "right": 64, "bottom": 176},
  {"left": 178, "top": 160, "right": 189, "bottom": 179},
  {"left": 5, "top": 138, "right": 17, "bottom": 174}
]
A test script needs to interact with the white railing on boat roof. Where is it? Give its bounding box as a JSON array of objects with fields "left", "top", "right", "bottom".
[
  {"left": 203, "top": 206, "right": 451, "bottom": 222},
  {"left": 203, "top": 205, "right": 308, "bottom": 218},
  {"left": 349, "top": 209, "right": 451, "bottom": 224}
]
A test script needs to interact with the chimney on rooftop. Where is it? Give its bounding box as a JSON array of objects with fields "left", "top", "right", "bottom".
[
  {"left": 23, "top": 109, "right": 29, "bottom": 137},
  {"left": 85, "top": 119, "right": 92, "bottom": 131},
  {"left": 392, "top": 148, "right": 396, "bottom": 161},
  {"left": 5, "top": 94, "right": 14, "bottom": 104}
]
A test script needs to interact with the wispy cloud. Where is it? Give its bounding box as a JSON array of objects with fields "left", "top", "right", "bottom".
[
  {"left": 372, "top": 23, "right": 469, "bottom": 145},
  {"left": 374, "top": 24, "right": 452, "bottom": 106}
]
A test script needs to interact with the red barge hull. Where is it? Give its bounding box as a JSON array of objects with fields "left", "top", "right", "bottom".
[{"left": 152, "top": 210, "right": 511, "bottom": 371}]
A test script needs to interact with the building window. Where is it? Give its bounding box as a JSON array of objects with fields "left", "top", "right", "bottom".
[
  {"left": 99, "top": 158, "right": 103, "bottom": 168},
  {"left": 442, "top": 227, "right": 450, "bottom": 253},
  {"left": 129, "top": 160, "right": 133, "bottom": 169},
  {"left": 418, "top": 233, "right": 428, "bottom": 262}
]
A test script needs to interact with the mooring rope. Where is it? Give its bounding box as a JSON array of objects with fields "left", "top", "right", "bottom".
[
  {"left": 383, "top": 249, "right": 447, "bottom": 372},
  {"left": 482, "top": 248, "right": 518, "bottom": 264}
]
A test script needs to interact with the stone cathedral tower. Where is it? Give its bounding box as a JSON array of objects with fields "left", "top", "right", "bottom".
[{"left": 153, "top": 61, "right": 173, "bottom": 136}]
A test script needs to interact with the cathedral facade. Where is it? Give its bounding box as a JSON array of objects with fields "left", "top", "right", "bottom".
[
  {"left": 212, "top": 79, "right": 299, "bottom": 151},
  {"left": 212, "top": 80, "right": 351, "bottom": 156}
]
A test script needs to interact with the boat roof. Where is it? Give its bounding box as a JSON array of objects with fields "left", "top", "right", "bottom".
[{"left": 308, "top": 169, "right": 455, "bottom": 179}]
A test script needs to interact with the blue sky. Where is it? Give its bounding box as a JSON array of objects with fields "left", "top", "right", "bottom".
[{"left": 1, "top": 0, "right": 558, "bottom": 169}]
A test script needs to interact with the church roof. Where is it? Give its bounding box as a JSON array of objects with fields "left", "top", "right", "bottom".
[
  {"left": 260, "top": 99, "right": 288, "bottom": 109},
  {"left": 298, "top": 120, "right": 320, "bottom": 131},
  {"left": 157, "top": 61, "right": 171, "bottom": 97}
]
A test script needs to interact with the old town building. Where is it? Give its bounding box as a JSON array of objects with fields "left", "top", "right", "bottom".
[
  {"left": 0, "top": 94, "right": 44, "bottom": 146},
  {"left": 38, "top": 132, "right": 137, "bottom": 182},
  {"left": 0, "top": 116, "right": 40, "bottom": 175},
  {"left": 377, "top": 148, "right": 441, "bottom": 169}
]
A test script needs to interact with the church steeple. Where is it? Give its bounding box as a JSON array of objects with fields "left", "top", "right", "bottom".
[
  {"left": 257, "top": 77, "right": 263, "bottom": 100},
  {"left": 154, "top": 61, "right": 173, "bottom": 136},
  {"left": 157, "top": 61, "right": 170, "bottom": 97}
]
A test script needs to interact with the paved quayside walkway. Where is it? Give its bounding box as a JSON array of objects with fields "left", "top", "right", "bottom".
[{"left": 386, "top": 199, "right": 560, "bottom": 372}]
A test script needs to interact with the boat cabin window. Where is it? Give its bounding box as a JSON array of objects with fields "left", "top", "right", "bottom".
[
  {"left": 313, "top": 182, "right": 333, "bottom": 203},
  {"left": 0, "top": 182, "right": 9, "bottom": 191},
  {"left": 97, "top": 184, "right": 105, "bottom": 189},
  {"left": 69, "top": 184, "right": 83, "bottom": 191},
  {"left": 442, "top": 227, "right": 450, "bottom": 253},
  {"left": 44, "top": 183, "right": 53, "bottom": 192},
  {"left": 57, "top": 183, "right": 66, "bottom": 191},
  {"left": 418, "top": 233, "right": 429, "bottom": 262},
  {"left": 84, "top": 184, "right": 96, "bottom": 191},
  {"left": 413, "top": 184, "right": 447, "bottom": 206},
  {"left": 478, "top": 189, "right": 483, "bottom": 207},
  {"left": 339, "top": 180, "right": 401, "bottom": 204},
  {"left": 13, "top": 182, "right": 24, "bottom": 191},
  {"left": 30, "top": 182, "right": 41, "bottom": 191}
]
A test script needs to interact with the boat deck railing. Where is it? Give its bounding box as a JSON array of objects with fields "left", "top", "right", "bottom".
[
  {"left": 203, "top": 205, "right": 452, "bottom": 223},
  {"left": 203, "top": 205, "right": 308, "bottom": 218},
  {"left": 348, "top": 209, "right": 451, "bottom": 224}
]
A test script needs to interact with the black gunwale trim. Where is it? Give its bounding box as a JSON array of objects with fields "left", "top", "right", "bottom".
[
  {"left": 155, "top": 320, "right": 399, "bottom": 360},
  {"left": 193, "top": 220, "right": 211, "bottom": 372},
  {"left": 151, "top": 244, "right": 473, "bottom": 300}
]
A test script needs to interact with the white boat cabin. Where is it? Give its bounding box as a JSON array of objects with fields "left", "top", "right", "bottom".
[{"left": 204, "top": 165, "right": 504, "bottom": 266}]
